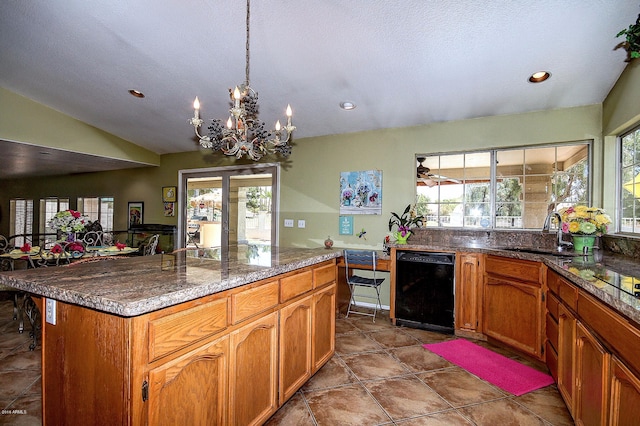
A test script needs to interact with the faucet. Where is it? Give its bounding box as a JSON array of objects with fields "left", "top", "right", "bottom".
[{"left": 543, "top": 211, "right": 573, "bottom": 251}]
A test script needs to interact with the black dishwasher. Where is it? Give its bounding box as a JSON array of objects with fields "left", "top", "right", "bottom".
[{"left": 395, "top": 251, "right": 455, "bottom": 333}]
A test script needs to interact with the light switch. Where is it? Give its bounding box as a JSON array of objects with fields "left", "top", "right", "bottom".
[
  {"left": 284, "top": 219, "right": 294, "bottom": 227},
  {"left": 298, "top": 220, "right": 306, "bottom": 228}
]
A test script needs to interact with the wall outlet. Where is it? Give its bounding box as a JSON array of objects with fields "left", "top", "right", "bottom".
[
  {"left": 45, "top": 298, "right": 56, "bottom": 325},
  {"left": 284, "top": 219, "right": 294, "bottom": 227},
  {"left": 298, "top": 219, "right": 306, "bottom": 228}
]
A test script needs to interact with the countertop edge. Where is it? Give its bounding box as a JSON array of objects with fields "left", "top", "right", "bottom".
[{"left": 0, "top": 250, "right": 342, "bottom": 317}]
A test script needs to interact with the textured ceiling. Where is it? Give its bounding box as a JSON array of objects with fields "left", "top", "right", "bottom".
[{"left": 0, "top": 0, "right": 637, "bottom": 177}]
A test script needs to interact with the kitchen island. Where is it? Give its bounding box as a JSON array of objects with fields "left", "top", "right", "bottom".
[{"left": 0, "top": 246, "right": 341, "bottom": 426}]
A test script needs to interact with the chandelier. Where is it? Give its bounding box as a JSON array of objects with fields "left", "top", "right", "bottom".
[{"left": 189, "top": 0, "right": 295, "bottom": 161}]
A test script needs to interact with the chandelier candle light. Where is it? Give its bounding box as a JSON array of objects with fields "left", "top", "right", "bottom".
[{"left": 189, "top": 0, "right": 295, "bottom": 161}]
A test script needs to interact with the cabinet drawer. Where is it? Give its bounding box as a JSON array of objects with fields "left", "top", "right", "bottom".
[
  {"left": 578, "top": 291, "right": 640, "bottom": 374},
  {"left": 149, "top": 298, "right": 228, "bottom": 362},
  {"left": 280, "top": 269, "right": 313, "bottom": 302},
  {"left": 546, "top": 312, "right": 558, "bottom": 352},
  {"left": 485, "top": 255, "right": 541, "bottom": 284},
  {"left": 547, "top": 270, "right": 560, "bottom": 295},
  {"left": 547, "top": 292, "right": 559, "bottom": 321},
  {"left": 313, "top": 262, "right": 336, "bottom": 289},
  {"left": 558, "top": 278, "right": 578, "bottom": 311},
  {"left": 231, "top": 280, "right": 279, "bottom": 324}
]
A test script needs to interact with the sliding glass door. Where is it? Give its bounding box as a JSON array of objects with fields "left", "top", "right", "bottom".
[{"left": 178, "top": 163, "right": 279, "bottom": 250}]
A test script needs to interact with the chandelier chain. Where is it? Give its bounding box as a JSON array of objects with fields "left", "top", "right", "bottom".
[
  {"left": 245, "top": 0, "right": 250, "bottom": 88},
  {"left": 189, "top": 0, "right": 295, "bottom": 160}
]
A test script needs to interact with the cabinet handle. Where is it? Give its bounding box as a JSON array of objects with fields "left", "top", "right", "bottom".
[{"left": 142, "top": 380, "right": 149, "bottom": 402}]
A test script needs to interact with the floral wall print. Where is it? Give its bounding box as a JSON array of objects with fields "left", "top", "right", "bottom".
[{"left": 340, "top": 170, "right": 382, "bottom": 215}]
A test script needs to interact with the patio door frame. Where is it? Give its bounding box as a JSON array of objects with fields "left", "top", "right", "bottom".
[{"left": 177, "top": 163, "right": 280, "bottom": 250}]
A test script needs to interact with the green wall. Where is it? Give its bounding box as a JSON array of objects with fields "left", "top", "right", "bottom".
[
  {"left": 0, "top": 87, "right": 159, "bottom": 164},
  {"left": 602, "top": 60, "right": 640, "bottom": 217},
  {"left": 279, "top": 104, "right": 603, "bottom": 250}
]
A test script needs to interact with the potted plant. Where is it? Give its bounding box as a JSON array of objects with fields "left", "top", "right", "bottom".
[
  {"left": 616, "top": 12, "right": 640, "bottom": 62},
  {"left": 388, "top": 204, "right": 424, "bottom": 244},
  {"left": 558, "top": 205, "right": 611, "bottom": 254}
]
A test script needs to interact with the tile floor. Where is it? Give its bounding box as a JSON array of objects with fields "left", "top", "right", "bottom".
[
  {"left": 0, "top": 297, "right": 42, "bottom": 426},
  {"left": 267, "top": 309, "right": 575, "bottom": 426},
  {"left": 0, "top": 297, "right": 574, "bottom": 425}
]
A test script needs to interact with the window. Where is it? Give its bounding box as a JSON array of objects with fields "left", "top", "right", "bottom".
[
  {"left": 78, "top": 197, "right": 114, "bottom": 231},
  {"left": 10, "top": 199, "right": 34, "bottom": 246},
  {"left": 416, "top": 142, "right": 590, "bottom": 230},
  {"left": 620, "top": 125, "right": 640, "bottom": 233},
  {"left": 41, "top": 198, "right": 70, "bottom": 235}
]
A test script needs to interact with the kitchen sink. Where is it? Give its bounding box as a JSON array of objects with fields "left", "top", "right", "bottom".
[{"left": 495, "top": 247, "right": 579, "bottom": 257}]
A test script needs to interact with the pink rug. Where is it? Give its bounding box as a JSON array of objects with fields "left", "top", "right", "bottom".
[{"left": 423, "top": 339, "right": 554, "bottom": 396}]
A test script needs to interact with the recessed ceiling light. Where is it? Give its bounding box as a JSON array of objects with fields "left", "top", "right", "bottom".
[
  {"left": 339, "top": 101, "right": 356, "bottom": 110},
  {"left": 128, "top": 89, "right": 145, "bottom": 98},
  {"left": 528, "top": 71, "right": 551, "bottom": 83}
]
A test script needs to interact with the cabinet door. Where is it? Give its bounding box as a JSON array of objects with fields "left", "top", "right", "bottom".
[
  {"left": 483, "top": 275, "right": 543, "bottom": 358},
  {"left": 455, "top": 253, "right": 481, "bottom": 331},
  {"left": 279, "top": 295, "right": 313, "bottom": 404},
  {"left": 229, "top": 312, "right": 278, "bottom": 426},
  {"left": 557, "top": 303, "right": 576, "bottom": 413},
  {"left": 609, "top": 356, "right": 640, "bottom": 425},
  {"left": 312, "top": 283, "right": 336, "bottom": 372},
  {"left": 574, "top": 322, "right": 609, "bottom": 426},
  {"left": 148, "top": 335, "right": 229, "bottom": 426}
]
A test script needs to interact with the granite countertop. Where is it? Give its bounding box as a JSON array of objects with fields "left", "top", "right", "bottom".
[
  {"left": 0, "top": 246, "right": 342, "bottom": 317},
  {"left": 393, "top": 242, "right": 640, "bottom": 325}
]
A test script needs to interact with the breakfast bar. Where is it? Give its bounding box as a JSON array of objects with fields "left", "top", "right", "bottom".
[{"left": 0, "top": 246, "right": 341, "bottom": 426}]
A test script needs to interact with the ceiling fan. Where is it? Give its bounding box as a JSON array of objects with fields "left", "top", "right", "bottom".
[{"left": 416, "top": 157, "right": 460, "bottom": 186}]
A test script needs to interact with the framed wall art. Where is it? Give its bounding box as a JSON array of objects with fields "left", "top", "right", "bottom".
[
  {"left": 128, "top": 202, "right": 144, "bottom": 228},
  {"left": 339, "top": 170, "right": 382, "bottom": 215},
  {"left": 162, "top": 186, "right": 177, "bottom": 202},
  {"left": 164, "top": 202, "right": 175, "bottom": 217}
]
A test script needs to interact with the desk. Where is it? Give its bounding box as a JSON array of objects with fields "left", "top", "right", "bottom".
[{"left": 336, "top": 251, "right": 391, "bottom": 313}]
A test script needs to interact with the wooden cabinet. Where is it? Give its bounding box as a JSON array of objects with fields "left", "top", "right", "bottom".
[
  {"left": 483, "top": 256, "right": 544, "bottom": 359},
  {"left": 547, "top": 268, "right": 640, "bottom": 424},
  {"left": 40, "top": 259, "right": 337, "bottom": 426},
  {"left": 455, "top": 253, "right": 482, "bottom": 333},
  {"left": 574, "top": 322, "right": 609, "bottom": 426},
  {"left": 43, "top": 301, "right": 129, "bottom": 426},
  {"left": 545, "top": 293, "right": 559, "bottom": 381},
  {"left": 609, "top": 356, "right": 640, "bottom": 425},
  {"left": 148, "top": 335, "right": 229, "bottom": 426},
  {"left": 229, "top": 312, "right": 279, "bottom": 426},
  {"left": 312, "top": 283, "right": 336, "bottom": 372},
  {"left": 279, "top": 277, "right": 336, "bottom": 405},
  {"left": 279, "top": 295, "right": 313, "bottom": 404},
  {"left": 556, "top": 302, "right": 576, "bottom": 410}
]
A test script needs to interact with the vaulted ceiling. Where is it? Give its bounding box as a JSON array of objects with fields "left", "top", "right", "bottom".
[{"left": 0, "top": 1, "right": 637, "bottom": 178}]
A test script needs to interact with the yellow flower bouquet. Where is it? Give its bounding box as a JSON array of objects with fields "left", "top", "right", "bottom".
[{"left": 558, "top": 206, "right": 611, "bottom": 236}]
